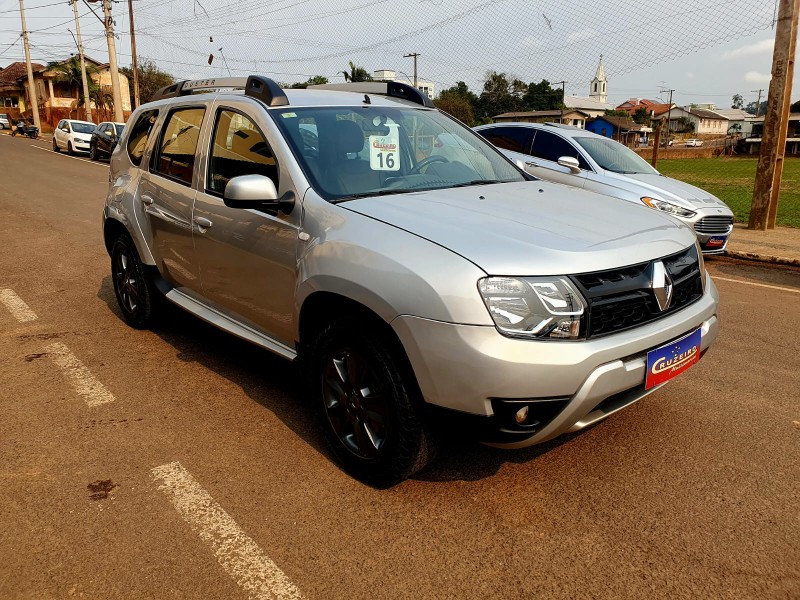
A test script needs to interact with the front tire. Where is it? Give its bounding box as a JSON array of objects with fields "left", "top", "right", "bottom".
[
  {"left": 53, "top": 138, "right": 60, "bottom": 152},
  {"left": 110, "top": 234, "right": 159, "bottom": 329},
  {"left": 89, "top": 143, "right": 97, "bottom": 161},
  {"left": 311, "top": 319, "right": 434, "bottom": 486},
  {"left": 67, "top": 141, "right": 74, "bottom": 155}
]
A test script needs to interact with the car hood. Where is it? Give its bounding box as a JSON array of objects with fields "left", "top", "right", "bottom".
[
  {"left": 613, "top": 172, "right": 733, "bottom": 212},
  {"left": 343, "top": 181, "right": 697, "bottom": 276},
  {"left": 73, "top": 132, "right": 93, "bottom": 142}
]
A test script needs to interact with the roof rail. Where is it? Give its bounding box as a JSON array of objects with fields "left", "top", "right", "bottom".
[
  {"left": 150, "top": 75, "right": 289, "bottom": 107},
  {"left": 307, "top": 81, "right": 434, "bottom": 108}
]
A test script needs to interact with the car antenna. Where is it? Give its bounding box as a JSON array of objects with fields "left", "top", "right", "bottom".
[{"left": 363, "top": 94, "right": 371, "bottom": 104}]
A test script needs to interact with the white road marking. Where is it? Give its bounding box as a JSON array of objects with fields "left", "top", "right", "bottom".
[
  {"left": 0, "top": 288, "right": 37, "bottom": 322},
  {"left": 713, "top": 276, "right": 800, "bottom": 294},
  {"left": 31, "top": 144, "right": 107, "bottom": 167},
  {"left": 44, "top": 342, "right": 115, "bottom": 407},
  {"left": 152, "top": 461, "right": 304, "bottom": 600}
]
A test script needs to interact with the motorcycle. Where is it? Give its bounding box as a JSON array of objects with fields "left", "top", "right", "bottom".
[{"left": 11, "top": 122, "right": 39, "bottom": 139}]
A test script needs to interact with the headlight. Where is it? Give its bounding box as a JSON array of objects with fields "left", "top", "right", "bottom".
[
  {"left": 641, "top": 196, "right": 696, "bottom": 218},
  {"left": 478, "top": 277, "right": 586, "bottom": 340}
]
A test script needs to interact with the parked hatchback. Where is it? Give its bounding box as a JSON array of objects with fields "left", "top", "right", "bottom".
[
  {"left": 0, "top": 113, "right": 10, "bottom": 130},
  {"left": 474, "top": 123, "right": 734, "bottom": 253},
  {"left": 103, "top": 77, "right": 719, "bottom": 485},
  {"left": 53, "top": 119, "right": 96, "bottom": 154},
  {"left": 90, "top": 121, "right": 125, "bottom": 160}
]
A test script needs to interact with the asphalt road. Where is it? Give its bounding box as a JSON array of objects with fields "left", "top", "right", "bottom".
[{"left": 1, "top": 132, "right": 798, "bottom": 599}]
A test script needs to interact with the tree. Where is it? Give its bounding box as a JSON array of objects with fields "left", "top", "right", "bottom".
[
  {"left": 632, "top": 106, "right": 651, "bottom": 125},
  {"left": 604, "top": 109, "right": 629, "bottom": 117},
  {"left": 732, "top": 93, "right": 744, "bottom": 109},
  {"left": 522, "top": 79, "right": 562, "bottom": 111},
  {"left": 289, "top": 75, "right": 328, "bottom": 89},
  {"left": 745, "top": 100, "right": 767, "bottom": 115},
  {"left": 119, "top": 58, "right": 175, "bottom": 105},
  {"left": 341, "top": 61, "right": 372, "bottom": 82},
  {"left": 434, "top": 92, "right": 474, "bottom": 125},
  {"left": 46, "top": 56, "right": 97, "bottom": 114}
]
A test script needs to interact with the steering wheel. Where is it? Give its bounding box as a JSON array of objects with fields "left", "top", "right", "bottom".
[{"left": 409, "top": 155, "right": 449, "bottom": 175}]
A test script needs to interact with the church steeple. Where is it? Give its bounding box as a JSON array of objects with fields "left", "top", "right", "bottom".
[{"left": 589, "top": 55, "right": 607, "bottom": 103}]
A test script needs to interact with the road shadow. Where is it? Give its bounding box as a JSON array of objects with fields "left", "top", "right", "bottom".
[{"left": 97, "top": 275, "right": 580, "bottom": 483}]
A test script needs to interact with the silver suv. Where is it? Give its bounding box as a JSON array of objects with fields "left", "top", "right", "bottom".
[
  {"left": 474, "top": 122, "right": 735, "bottom": 254},
  {"left": 102, "top": 77, "right": 719, "bottom": 485}
]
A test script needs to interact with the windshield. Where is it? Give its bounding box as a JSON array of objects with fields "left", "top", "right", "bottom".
[
  {"left": 574, "top": 136, "right": 658, "bottom": 175},
  {"left": 272, "top": 106, "right": 525, "bottom": 201},
  {"left": 71, "top": 122, "right": 96, "bottom": 134},
  {"left": 114, "top": 124, "right": 125, "bottom": 136}
]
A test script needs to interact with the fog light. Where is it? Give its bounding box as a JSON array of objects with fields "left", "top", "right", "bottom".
[{"left": 515, "top": 406, "right": 529, "bottom": 424}]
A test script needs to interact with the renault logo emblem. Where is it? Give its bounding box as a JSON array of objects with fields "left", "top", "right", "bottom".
[{"left": 651, "top": 261, "right": 673, "bottom": 311}]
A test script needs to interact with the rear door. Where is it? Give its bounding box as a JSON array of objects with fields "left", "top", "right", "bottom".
[
  {"left": 138, "top": 105, "right": 206, "bottom": 290},
  {"left": 192, "top": 101, "right": 300, "bottom": 345}
]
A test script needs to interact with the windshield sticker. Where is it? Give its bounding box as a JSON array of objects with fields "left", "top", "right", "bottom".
[
  {"left": 281, "top": 112, "right": 297, "bottom": 118},
  {"left": 369, "top": 133, "right": 400, "bottom": 171}
]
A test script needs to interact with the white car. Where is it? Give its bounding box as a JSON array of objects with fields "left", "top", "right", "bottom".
[
  {"left": 474, "top": 122, "right": 733, "bottom": 254},
  {"left": 685, "top": 139, "right": 704, "bottom": 147},
  {"left": 53, "top": 119, "right": 96, "bottom": 155}
]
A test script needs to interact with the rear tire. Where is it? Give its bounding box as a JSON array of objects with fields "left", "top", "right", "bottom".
[
  {"left": 110, "top": 234, "right": 160, "bottom": 329},
  {"left": 310, "top": 319, "right": 435, "bottom": 486}
]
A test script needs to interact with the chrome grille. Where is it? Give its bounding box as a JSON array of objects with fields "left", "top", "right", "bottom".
[
  {"left": 570, "top": 245, "right": 703, "bottom": 339},
  {"left": 694, "top": 216, "right": 733, "bottom": 234}
]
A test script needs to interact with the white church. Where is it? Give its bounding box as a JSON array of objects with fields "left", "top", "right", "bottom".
[{"left": 563, "top": 55, "right": 614, "bottom": 122}]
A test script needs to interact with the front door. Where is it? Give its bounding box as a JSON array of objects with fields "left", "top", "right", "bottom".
[
  {"left": 141, "top": 106, "right": 206, "bottom": 290},
  {"left": 525, "top": 130, "right": 589, "bottom": 188},
  {"left": 193, "top": 105, "right": 299, "bottom": 345}
]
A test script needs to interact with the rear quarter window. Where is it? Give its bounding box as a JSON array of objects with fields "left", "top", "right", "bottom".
[{"left": 126, "top": 109, "right": 159, "bottom": 167}]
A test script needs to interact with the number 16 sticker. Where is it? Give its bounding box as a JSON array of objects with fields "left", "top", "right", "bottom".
[{"left": 369, "top": 134, "right": 400, "bottom": 171}]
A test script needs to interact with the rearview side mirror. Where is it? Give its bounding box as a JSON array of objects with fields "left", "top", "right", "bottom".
[
  {"left": 223, "top": 175, "right": 294, "bottom": 213},
  {"left": 557, "top": 156, "right": 581, "bottom": 173}
]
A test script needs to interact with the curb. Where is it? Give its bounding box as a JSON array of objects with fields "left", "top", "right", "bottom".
[{"left": 725, "top": 249, "right": 800, "bottom": 268}]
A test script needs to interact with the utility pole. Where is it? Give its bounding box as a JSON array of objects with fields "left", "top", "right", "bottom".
[
  {"left": 127, "top": 0, "right": 139, "bottom": 108},
  {"left": 750, "top": 88, "right": 764, "bottom": 116},
  {"left": 17, "top": 0, "right": 40, "bottom": 130},
  {"left": 659, "top": 87, "right": 674, "bottom": 144},
  {"left": 749, "top": 0, "right": 799, "bottom": 230},
  {"left": 555, "top": 80, "right": 566, "bottom": 123},
  {"left": 94, "top": 0, "right": 124, "bottom": 122},
  {"left": 71, "top": 0, "right": 92, "bottom": 122},
  {"left": 403, "top": 52, "right": 419, "bottom": 88}
]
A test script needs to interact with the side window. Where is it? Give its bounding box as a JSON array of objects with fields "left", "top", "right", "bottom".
[
  {"left": 530, "top": 131, "right": 591, "bottom": 170},
  {"left": 480, "top": 127, "right": 533, "bottom": 154},
  {"left": 151, "top": 107, "right": 205, "bottom": 185},
  {"left": 57, "top": 120, "right": 64, "bottom": 130},
  {"left": 126, "top": 109, "right": 159, "bottom": 167},
  {"left": 207, "top": 109, "right": 278, "bottom": 195}
]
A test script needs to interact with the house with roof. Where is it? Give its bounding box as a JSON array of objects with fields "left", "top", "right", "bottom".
[
  {"left": 743, "top": 114, "right": 800, "bottom": 154},
  {"left": 0, "top": 56, "right": 130, "bottom": 127},
  {"left": 0, "top": 61, "right": 46, "bottom": 115},
  {"left": 585, "top": 115, "right": 652, "bottom": 145},
  {"left": 650, "top": 106, "right": 728, "bottom": 135},
  {"left": 616, "top": 98, "right": 659, "bottom": 114},
  {"left": 493, "top": 109, "right": 593, "bottom": 128},
  {"left": 711, "top": 108, "right": 758, "bottom": 137}
]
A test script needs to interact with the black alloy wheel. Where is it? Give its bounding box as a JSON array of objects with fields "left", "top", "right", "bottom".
[
  {"left": 311, "top": 320, "right": 434, "bottom": 486},
  {"left": 110, "top": 235, "right": 158, "bottom": 328},
  {"left": 89, "top": 143, "right": 97, "bottom": 161}
]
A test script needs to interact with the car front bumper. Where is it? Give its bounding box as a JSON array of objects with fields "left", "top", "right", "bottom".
[{"left": 392, "top": 273, "right": 719, "bottom": 448}]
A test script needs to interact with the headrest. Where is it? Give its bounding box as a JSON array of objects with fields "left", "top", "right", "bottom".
[{"left": 333, "top": 119, "right": 365, "bottom": 154}]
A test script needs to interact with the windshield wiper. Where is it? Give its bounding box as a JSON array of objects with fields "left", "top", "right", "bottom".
[
  {"left": 331, "top": 189, "right": 414, "bottom": 203},
  {"left": 448, "top": 179, "right": 503, "bottom": 188}
]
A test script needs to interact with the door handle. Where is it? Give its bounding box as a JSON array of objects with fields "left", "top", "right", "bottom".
[
  {"left": 193, "top": 216, "right": 213, "bottom": 229},
  {"left": 141, "top": 194, "right": 154, "bottom": 206},
  {"left": 525, "top": 161, "right": 538, "bottom": 168}
]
